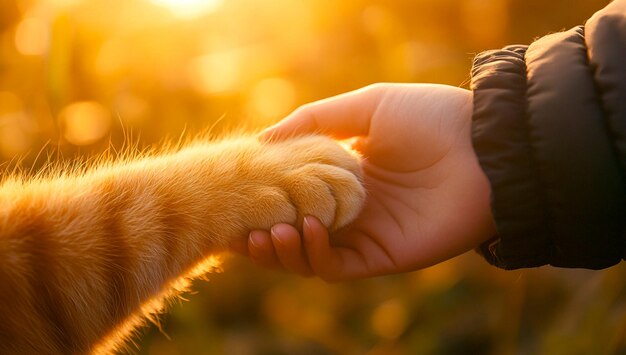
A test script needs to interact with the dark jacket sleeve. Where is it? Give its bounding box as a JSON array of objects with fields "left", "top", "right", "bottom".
[{"left": 471, "top": 0, "right": 626, "bottom": 270}]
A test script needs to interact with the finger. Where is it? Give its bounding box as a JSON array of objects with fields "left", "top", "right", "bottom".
[
  {"left": 270, "top": 224, "right": 314, "bottom": 277},
  {"left": 261, "top": 85, "right": 381, "bottom": 142},
  {"left": 302, "top": 216, "right": 370, "bottom": 281},
  {"left": 248, "top": 230, "right": 282, "bottom": 269}
]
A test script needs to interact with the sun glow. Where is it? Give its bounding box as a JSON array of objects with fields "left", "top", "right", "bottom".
[{"left": 150, "top": 0, "right": 222, "bottom": 19}]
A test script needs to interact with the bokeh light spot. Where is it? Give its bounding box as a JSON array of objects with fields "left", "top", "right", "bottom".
[
  {"left": 14, "top": 17, "right": 49, "bottom": 56},
  {"left": 371, "top": 298, "right": 409, "bottom": 340},
  {"left": 59, "top": 101, "right": 111, "bottom": 146}
]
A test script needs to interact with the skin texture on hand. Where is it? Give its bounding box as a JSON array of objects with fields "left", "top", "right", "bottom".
[{"left": 232, "top": 83, "right": 497, "bottom": 281}]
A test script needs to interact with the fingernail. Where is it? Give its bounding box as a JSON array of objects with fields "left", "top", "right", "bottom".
[
  {"left": 249, "top": 232, "right": 264, "bottom": 248},
  {"left": 270, "top": 226, "right": 285, "bottom": 245}
]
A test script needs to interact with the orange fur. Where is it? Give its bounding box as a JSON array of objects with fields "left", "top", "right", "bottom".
[{"left": 0, "top": 135, "right": 366, "bottom": 354}]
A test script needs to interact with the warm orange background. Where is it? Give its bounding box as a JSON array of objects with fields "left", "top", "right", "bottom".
[{"left": 1, "top": 1, "right": 623, "bottom": 354}]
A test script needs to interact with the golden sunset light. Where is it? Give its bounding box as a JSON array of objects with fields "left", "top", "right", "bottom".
[
  {"left": 0, "top": 0, "right": 620, "bottom": 354},
  {"left": 150, "top": 0, "right": 222, "bottom": 18}
]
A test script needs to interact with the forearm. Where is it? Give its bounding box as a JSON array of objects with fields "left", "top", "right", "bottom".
[{"left": 0, "top": 145, "right": 254, "bottom": 353}]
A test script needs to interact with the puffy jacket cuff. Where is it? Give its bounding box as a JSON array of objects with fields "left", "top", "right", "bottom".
[
  {"left": 471, "top": 45, "right": 554, "bottom": 269},
  {"left": 472, "top": 26, "right": 626, "bottom": 270}
]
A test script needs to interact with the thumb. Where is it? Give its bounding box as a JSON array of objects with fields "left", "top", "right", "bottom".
[{"left": 261, "top": 85, "right": 380, "bottom": 142}]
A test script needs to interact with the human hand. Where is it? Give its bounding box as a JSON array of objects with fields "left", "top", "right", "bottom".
[{"left": 232, "top": 83, "right": 496, "bottom": 281}]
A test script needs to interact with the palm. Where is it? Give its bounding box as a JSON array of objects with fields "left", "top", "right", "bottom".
[{"left": 322, "top": 85, "right": 494, "bottom": 277}]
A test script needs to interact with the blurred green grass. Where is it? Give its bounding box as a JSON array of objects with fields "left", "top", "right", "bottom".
[{"left": 1, "top": 0, "right": 622, "bottom": 354}]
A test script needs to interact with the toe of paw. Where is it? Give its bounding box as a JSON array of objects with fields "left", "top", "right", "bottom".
[
  {"left": 251, "top": 186, "right": 297, "bottom": 230},
  {"left": 284, "top": 163, "right": 365, "bottom": 232},
  {"left": 282, "top": 174, "right": 336, "bottom": 229},
  {"left": 327, "top": 171, "right": 366, "bottom": 230}
]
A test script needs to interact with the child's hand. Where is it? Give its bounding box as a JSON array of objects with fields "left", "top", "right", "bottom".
[{"left": 234, "top": 83, "right": 496, "bottom": 281}]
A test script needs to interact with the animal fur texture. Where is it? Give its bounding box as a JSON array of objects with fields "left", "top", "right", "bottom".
[{"left": 0, "top": 134, "right": 366, "bottom": 354}]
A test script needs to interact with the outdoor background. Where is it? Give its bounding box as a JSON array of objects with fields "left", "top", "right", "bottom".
[{"left": 1, "top": 0, "right": 624, "bottom": 354}]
